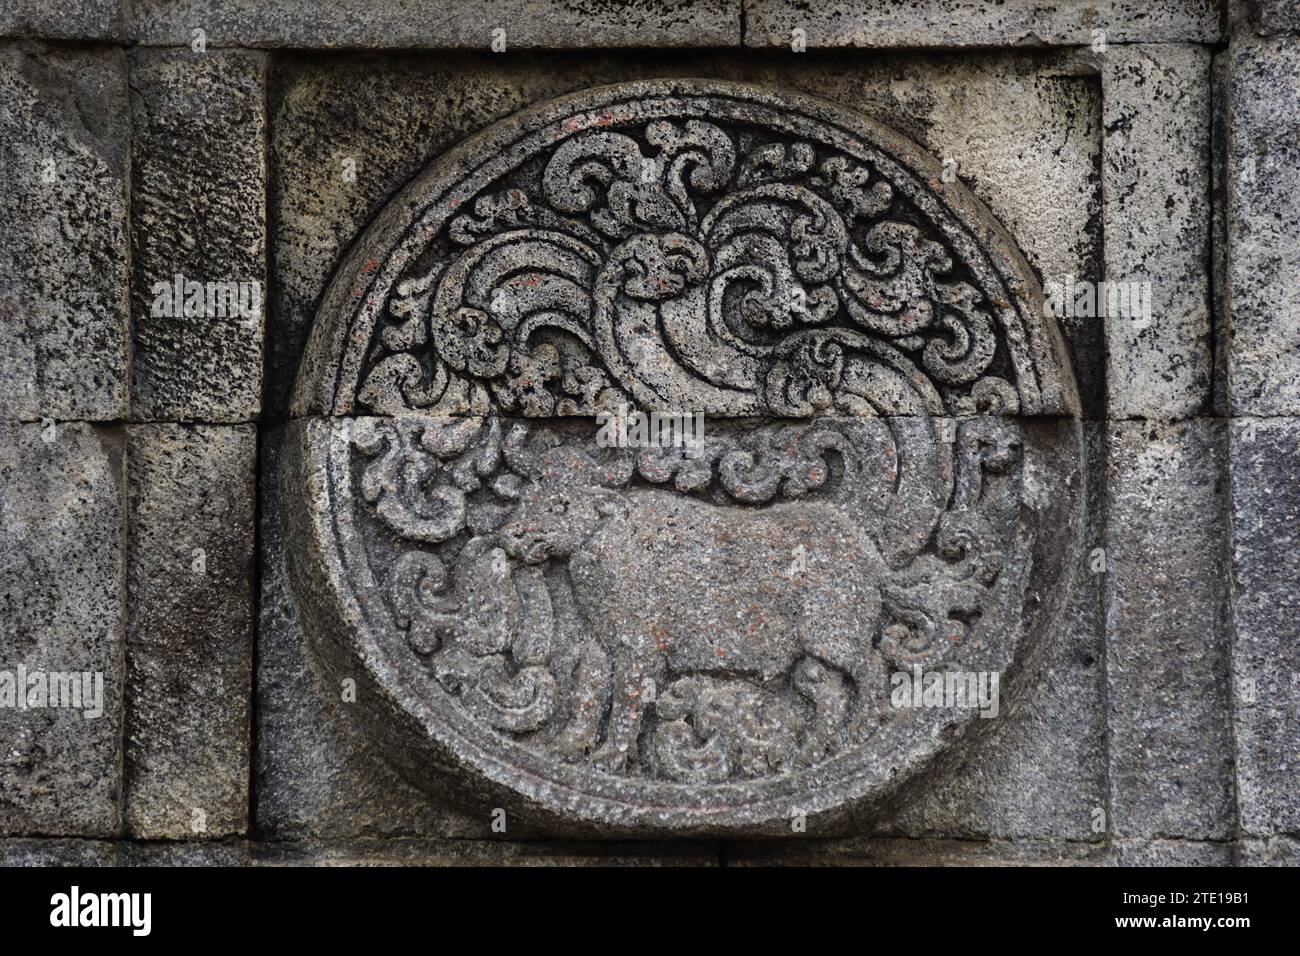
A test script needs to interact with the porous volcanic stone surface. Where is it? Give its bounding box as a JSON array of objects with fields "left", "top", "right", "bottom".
[
  {"left": 0, "top": 1, "right": 126, "bottom": 41},
  {"left": 4, "top": 8, "right": 1295, "bottom": 866},
  {"left": 129, "top": 49, "right": 267, "bottom": 423},
  {"left": 130, "top": 0, "right": 741, "bottom": 48},
  {"left": 256, "top": 427, "right": 484, "bottom": 841},
  {"left": 1103, "top": 420, "right": 1234, "bottom": 840},
  {"left": 743, "top": 0, "right": 1220, "bottom": 48},
  {"left": 1228, "top": 417, "right": 1300, "bottom": 836},
  {"left": 123, "top": 425, "right": 255, "bottom": 839},
  {"left": 0, "top": 45, "right": 129, "bottom": 422},
  {"left": 1101, "top": 45, "right": 1213, "bottom": 420},
  {"left": 281, "top": 79, "right": 1086, "bottom": 836},
  {"left": 1222, "top": 35, "right": 1300, "bottom": 416},
  {"left": 0, "top": 423, "right": 125, "bottom": 837}
]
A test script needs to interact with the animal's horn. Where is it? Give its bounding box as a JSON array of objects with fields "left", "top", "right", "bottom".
[{"left": 878, "top": 416, "right": 952, "bottom": 571}]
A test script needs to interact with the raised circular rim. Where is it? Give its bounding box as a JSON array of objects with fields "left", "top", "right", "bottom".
[{"left": 285, "top": 79, "right": 1085, "bottom": 833}]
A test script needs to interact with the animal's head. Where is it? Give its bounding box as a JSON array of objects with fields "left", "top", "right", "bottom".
[
  {"left": 498, "top": 426, "right": 632, "bottom": 564},
  {"left": 960, "top": 420, "right": 1022, "bottom": 475}
]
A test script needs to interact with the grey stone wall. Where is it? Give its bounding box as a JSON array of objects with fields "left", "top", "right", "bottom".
[{"left": 0, "top": 0, "right": 1297, "bottom": 866}]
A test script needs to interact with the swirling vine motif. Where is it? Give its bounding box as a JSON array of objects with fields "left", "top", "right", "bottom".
[{"left": 351, "top": 111, "right": 1030, "bottom": 420}]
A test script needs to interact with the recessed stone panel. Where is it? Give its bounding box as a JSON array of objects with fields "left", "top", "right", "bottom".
[
  {"left": 1101, "top": 45, "right": 1212, "bottom": 420},
  {"left": 282, "top": 80, "right": 1085, "bottom": 836},
  {"left": 292, "top": 80, "right": 1077, "bottom": 421}
]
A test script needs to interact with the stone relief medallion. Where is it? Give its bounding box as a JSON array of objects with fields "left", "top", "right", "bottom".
[{"left": 283, "top": 79, "right": 1084, "bottom": 834}]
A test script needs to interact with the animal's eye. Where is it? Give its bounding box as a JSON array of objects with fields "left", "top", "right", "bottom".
[{"left": 549, "top": 501, "right": 568, "bottom": 515}]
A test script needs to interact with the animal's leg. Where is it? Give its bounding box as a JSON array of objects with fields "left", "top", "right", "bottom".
[
  {"left": 793, "top": 658, "right": 847, "bottom": 766},
  {"left": 554, "top": 640, "right": 610, "bottom": 762},
  {"left": 591, "top": 648, "right": 653, "bottom": 774},
  {"left": 846, "top": 655, "right": 888, "bottom": 743}
]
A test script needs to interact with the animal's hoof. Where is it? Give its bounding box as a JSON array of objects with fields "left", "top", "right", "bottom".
[
  {"left": 847, "top": 714, "right": 879, "bottom": 744},
  {"left": 795, "top": 739, "right": 834, "bottom": 768},
  {"left": 792, "top": 659, "right": 829, "bottom": 695},
  {"left": 591, "top": 743, "right": 630, "bottom": 774},
  {"left": 553, "top": 731, "right": 592, "bottom": 763}
]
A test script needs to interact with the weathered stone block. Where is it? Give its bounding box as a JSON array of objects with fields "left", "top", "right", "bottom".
[
  {"left": 0, "top": 839, "right": 117, "bottom": 866},
  {"left": 0, "top": 423, "right": 124, "bottom": 837},
  {"left": 129, "top": 50, "right": 267, "bottom": 423},
  {"left": 1252, "top": 0, "right": 1300, "bottom": 34},
  {"left": 1239, "top": 835, "right": 1300, "bottom": 865},
  {"left": 256, "top": 427, "right": 483, "bottom": 840},
  {"left": 124, "top": 424, "right": 255, "bottom": 839},
  {"left": 1101, "top": 45, "right": 1212, "bottom": 420},
  {"left": 1211, "top": 50, "right": 1231, "bottom": 418},
  {"left": 254, "top": 839, "right": 718, "bottom": 866},
  {"left": 121, "top": 841, "right": 252, "bottom": 866},
  {"left": 1228, "top": 418, "right": 1300, "bottom": 836},
  {"left": 0, "top": 45, "right": 129, "bottom": 421},
  {"left": 0, "top": 2, "right": 125, "bottom": 41},
  {"left": 743, "top": 0, "right": 1219, "bottom": 48},
  {"left": 131, "top": 0, "right": 740, "bottom": 48},
  {"left": 726, "top": 837, "right": 1103, "bottom": 866},
  {"left": 1103, "top": 420, "right": 1234, "bottom": 840},
  {"left": 280, "top": 401, "right": 1081, "bottom": 836},
  {"left": 1111, "top": 839, "right": 1234, "bottom": 866},
  {"left": 1223, "top": 36, "right": 1300, "bottom": 416}
]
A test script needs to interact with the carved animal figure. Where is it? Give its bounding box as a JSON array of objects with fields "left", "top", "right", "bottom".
[{"left": 500, "top": 439, "right": 891, "bottom": 772}]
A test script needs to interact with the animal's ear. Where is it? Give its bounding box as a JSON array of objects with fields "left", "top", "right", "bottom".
[{"left": 593, "top": 489, "right": 628, "bottom": 519}]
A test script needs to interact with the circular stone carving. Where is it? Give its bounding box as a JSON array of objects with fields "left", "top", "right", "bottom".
[{"left": 284, "top": 79, "right": 1084, "bottom": 835}]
